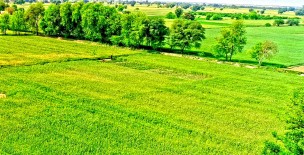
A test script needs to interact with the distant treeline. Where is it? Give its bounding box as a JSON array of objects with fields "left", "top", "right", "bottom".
[
  {"left": 0, "top": 2, "right": 205, "bottom": 53},
  {"left": 196, "top": 12, "right": 301, "bottom": 20}
]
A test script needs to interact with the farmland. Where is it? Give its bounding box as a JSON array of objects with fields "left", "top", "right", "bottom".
[{"left": 0, "top": 1, "right": 304, "bottom": 154}]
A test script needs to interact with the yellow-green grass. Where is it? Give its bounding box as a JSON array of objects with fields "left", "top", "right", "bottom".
[
  {"left": 127, "top": 4, "right": 175, "bottom": 17},
  {"left": 196, "top": 17, "right": 275, "bottom": 28},
  {"left": 0, "top": 35, "right": 139, "bottom": 67},
  {"left": 0, "top": 42, "right": 303, "bottom": 153}
]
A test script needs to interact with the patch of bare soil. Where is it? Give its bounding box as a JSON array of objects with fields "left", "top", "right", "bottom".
[{"left": 287, "top": 66, "right": 304, "bottom": 73}]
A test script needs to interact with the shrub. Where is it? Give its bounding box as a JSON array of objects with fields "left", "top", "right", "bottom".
[
  {"left": 265, "top": 23, "right": 271, "bottom": 27},
  {"left": 166, "top": 12, "right": 176, "bottom": 19}
]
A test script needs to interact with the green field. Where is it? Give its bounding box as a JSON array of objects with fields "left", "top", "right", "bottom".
[
  {"left": 0, "top": 35, "right": 303, "bottom": 154},
  {"left": 200, "top": 26, "right": 304, "bottom": 67}
]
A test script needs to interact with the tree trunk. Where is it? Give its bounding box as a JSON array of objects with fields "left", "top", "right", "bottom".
[{"left": 225, "top": 53, "right": 228, "bottom": 61}]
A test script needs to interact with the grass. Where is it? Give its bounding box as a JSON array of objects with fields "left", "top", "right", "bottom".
[
  {"left": 198, "top": 26, "right": 304, "bottom": 67},
  {"left": 0, "top": 35, "right": 139, "bottom": 67},
  {"left": 0, "top": 36, "right": 303, "bottom": 154}
]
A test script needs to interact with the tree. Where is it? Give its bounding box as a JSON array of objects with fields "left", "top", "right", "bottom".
[
  {"left": 10, "top": 9, "right": 27, "bottom": 35},
  {"left": 192, "top": 5, "right": 202, "bottom": 12},
  {"left": 250, "top": 41, "right": 279, "bottom": 66},
  {"left": 145, "top": 17, "right": 169, "bottom": 49},
  {"left": 25, "top": 2, "right": 45, "bottom": 35},
  {"left": 14, "top": 0, "right": 25, "bottom": 5},
  {"left": 40, "top": 4, "right": 61, "bottom": 36},
  {"left": 175, "top": 8, "right": 183, "bottom": 18},
  {"left": 60, "top": 2, "right": 73, "bottom": 37},
  {"left": 263, "top": 88, "right": 304, "bottom": 154},
  {"left": 215, "top": 20, "right": 247, "bottom": 61},
  {"left": 71, "top": 1, "right": 84, "bottom": 39},
  {"left": 286, "top": 19, "right": 300, "bottom": 26},
  {"left": 119, "top": 12, "right": 147, "bottom": 47},
  {"left": 169, "top": 19, "right": 206, "bottom": 53},
  {"left": 166, "top": 12, "right": 176, "bottom": 19},
  {"left": 0, "top": 0, "right": 5, "bottom": 11},
  {"left": 273, "top": 19, "right": 284, "bottom": 26},
  {"left": 130, "top": 1, "right": 136, "bottom": 7},
  {"left": 183, "top": 12, "right": 195, "bottom": 20},
  {"left": 81, "top": 3, "right": 121, "bottom": 43},
  {"left": 0, "top": 13, "right": 9, "bottom": 35}
]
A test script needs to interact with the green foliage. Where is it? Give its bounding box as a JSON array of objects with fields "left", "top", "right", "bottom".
[
  {"left": 14, "top": 0, "right": 25, "bottom": 5},
  {"left": 166, "top": 12, "right": 176, "bottom": 19},
  {"left": 265, "top": 23, "right": 271, "bottom": 27},
  {"left": 286, "top": 19, "right": 300, "bottom": 26},
  {"left": 71, "top": 1, "right": 84, "bottom": 39},
  {"left": 191, "top": 5, "right": 204, "bottom": 12},
  {"left": 119, "top": 12, "right": 147, "bottom": 47},
  {"left": 295, "top": 8, "right": 304, "bottom": 16},
  {"left": 145, "top": 17, "right": 169, "bottom": 49},
  {"left": 183, "top": 12, "right": 195, "bottom": 20},
  {"left": 263, "top": 88, "right": 304, "bottom": 154},
  {"left": 273, "top": 19, "right": 284, "bottom": 26},
  {"left": 0, "top": 13, "right": 9, "bottom": 35},
  {"left": 10, "top": 9, "right": 27, "bottom": 35},
  {"left": 0, "top": 0, "right": 5, "bottom": 11},
  {"left": 215, "top": 20, "right": 247, "bottom": 61},
  {"left": 250, "top": 41, "right": 278, "bottom": 66},
  {"left": 40, "top": 4, "right": 61, "bottom": 36},
  {"left": 211, "top": 14, "right": 222, "bottom": 20},
  {"left": 25, "top": 2, "right": 45, "bottom": 35},
  {"left": 169, "top": 19, "right": 206, "bottom": 53},
  {"left": 60, "top": 2, "right": 73, "bottom": 37},
  {"left": 81, "top": 3, "right": 121, "bottom": 42},
  {"left": 175, "top": 8, "right": 183, "bottom": 18}
]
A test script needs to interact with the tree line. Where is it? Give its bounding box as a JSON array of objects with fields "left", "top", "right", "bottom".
[
  {"left": 0, "top": 2, "right": 279, "bottom": 65},
  {"left": 0, "top": 2, "right": 205, "bottom": 52}
]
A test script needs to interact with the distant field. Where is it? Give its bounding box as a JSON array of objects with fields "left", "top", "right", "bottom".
[
  {"left": 199, "top": 26, "right": 304, "bottom": 67},
  {"left": 0, "top": 36, "right": 303, "bottom": 153}
]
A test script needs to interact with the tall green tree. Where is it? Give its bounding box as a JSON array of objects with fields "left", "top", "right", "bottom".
[
  {"left": 25, "top": 2, "right": 44, "bottom": 35},
  {"left": 169, "top": 19, "right": 205, "bottom": 53},
  {"left": 146, "top": 17, "right": 168, "bottom": 49},
  {"left": 119, "top": 12, "right": 147, "bottom": 47},
  {"left": 60, "top": 2, "right": 73, "bottom": 37},
  {"left": 81, "top": 3, "right": 121, "bottom": 42},
  {"left": 215, "top": 20, "right": 246, "bottom": 61},
  {"left": 175, "top": 8, "right": 183, "bottom": 18},
  {"left": 0, "top": 13, "right": 9, "bottom": 35},
  {"left": 250, "top": 41, "right": 279, "bottom": 66},
  {"left": 40, "top": 4, "right": 61, "bottom": 36},
  {"left": 10, "top": 9, "right": 27, "bottom": 35},
  {"left": 71, "top": 1, "right": 84, "bottom": 39}
]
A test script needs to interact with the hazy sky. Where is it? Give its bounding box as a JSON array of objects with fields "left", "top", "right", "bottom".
[{"left": 162, "top": 0, "right": 304, "bottom": 7}]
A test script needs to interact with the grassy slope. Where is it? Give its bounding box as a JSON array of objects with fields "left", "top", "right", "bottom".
[
  {"left": 0, "top": 35, "right": 139, "bottom": 67},
  {"left": 0, "top": 36, "right": 303, "bottom": 154}
]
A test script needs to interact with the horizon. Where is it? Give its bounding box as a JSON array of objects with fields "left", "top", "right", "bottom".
[{"left": 159, "top": 0, "right": 304, "bottom": 7}]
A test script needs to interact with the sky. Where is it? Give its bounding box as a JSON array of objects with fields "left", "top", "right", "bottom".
[{"left": 161, "top": 0, "right": 304, "bottom": 7}]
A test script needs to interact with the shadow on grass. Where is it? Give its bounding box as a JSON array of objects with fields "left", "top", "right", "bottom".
[{"left": 227, "top": 59, "right": 287, "bottom": 68}]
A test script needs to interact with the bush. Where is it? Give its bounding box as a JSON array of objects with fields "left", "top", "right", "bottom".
[
  {"left": 273, "top": 19, "right": 284, "bottom": 26},
  {"left": 286, "top": 19, "right": 300, "bottom": 26},
  {"left": 166, "top": 12, "right": 176, "bottom": 19},
  {"left": 211, "top": 14, "right": 222, "bottom": 20},
  {"left": 206, "top": 14, "right": 212, "bottom": 20},
  {"left": 265, "top": 23, "right": 271, "bottom": 27}
]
